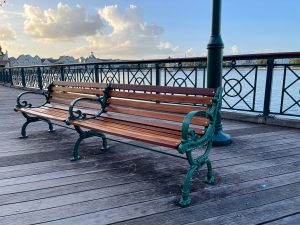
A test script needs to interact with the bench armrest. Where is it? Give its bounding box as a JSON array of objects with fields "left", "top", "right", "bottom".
[
  {"left": 178, "top": 87, "right": 222, "bottom": 154},
  {"left": 15, "top": 90, "right": 49, "bottom": 109},
  {"left": 66, "top": 82, "right": 111, "bottom": 124},
  {"left": 67, "top": 96, "right": 106, "bottom": 123}
]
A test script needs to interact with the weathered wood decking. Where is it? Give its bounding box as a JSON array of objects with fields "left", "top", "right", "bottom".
[{"left": 0, "top": 85, "right": 299, "bottom": 225}]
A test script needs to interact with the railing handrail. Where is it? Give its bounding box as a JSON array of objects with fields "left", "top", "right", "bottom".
[{"left": 3, "top": 51, "right": 300, "bottom": 70}]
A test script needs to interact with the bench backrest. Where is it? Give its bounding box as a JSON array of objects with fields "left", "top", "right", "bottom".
[
  {"left": 107, "top": 84, "right": 216, "bottom": 127},
  {"left": 47, "top": 81, "right": 106, "bottom": 109}
]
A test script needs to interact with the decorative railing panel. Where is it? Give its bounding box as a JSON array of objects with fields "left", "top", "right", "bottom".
[
  {"left": 1, "top": 52, "right": 299, "bottom": 118},
  {"left": 222, "top": 64, "right": 259, "bottom": 112}
]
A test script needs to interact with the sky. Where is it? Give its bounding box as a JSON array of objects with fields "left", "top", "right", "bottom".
[{"left": 0, "top": 0, "right": 300, "bottom": 59}]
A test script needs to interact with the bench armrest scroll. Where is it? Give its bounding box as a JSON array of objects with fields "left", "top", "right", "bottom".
[
  {"left": 15, "top": 90, "right": 49, "bottom": 109},
  {"left": 67, "top": 97, "right": 106, "bottom": 123},
  {"left": 178, "top": 87, "right": 223, "bottom": 154}
]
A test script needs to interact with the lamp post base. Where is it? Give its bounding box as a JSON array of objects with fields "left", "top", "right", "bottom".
[{"left": 212, "top": 130, "right": 232, "bottom": 146}]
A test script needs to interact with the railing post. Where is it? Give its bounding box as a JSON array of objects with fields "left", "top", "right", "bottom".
[
  {"left": 5, "top": 69, "right": 8, "bottom": 84},
  {"left": 37, "top": 67, "right": 43, "bottom": 89},
  {"left": 21, "top": 68, "right": 26, "bottom": 87},
  {"left": 60, "top": 66, "right": 64, "bottom": 81},
  {"left": 0, "top": 69, "right": 2, "bottom": 83},
  {"left": 95, "top": 64, "right": 99, "bottom": 83},
  {"left": 9, "top": 68, "right": 13, "bottom": 86},
  {"left": 1, "top": 69, "right": 4, "bottom": 83},
  {"left": 263, "top": 58, "right": 274, "bottom": 117},
  {"left": 155, "top": 63, "right": 160, "bottom": 86}
]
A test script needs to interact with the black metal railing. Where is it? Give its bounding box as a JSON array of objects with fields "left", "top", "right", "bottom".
[{"left": 0, "top": 52, "right": 299, "bottom": 118}]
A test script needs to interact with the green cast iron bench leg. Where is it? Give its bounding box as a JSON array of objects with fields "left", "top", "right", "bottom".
[
  {"left": 179, "top": 149, "right": 215, "bottom": 207},
  {"left": 71, "top": 125, "right": 109, "bottom": 161},
  {"left": 20, "top": 112, "right": 55, "bottom": 138}
]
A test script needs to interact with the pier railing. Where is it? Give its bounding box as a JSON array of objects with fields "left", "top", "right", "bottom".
[{"left": 0, "top": 52, "right": 299, "bottom": 118}]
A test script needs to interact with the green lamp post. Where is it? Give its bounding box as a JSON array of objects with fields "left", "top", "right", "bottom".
[{"left": 207, "top": 0, "right": 232, "bottom": 146}]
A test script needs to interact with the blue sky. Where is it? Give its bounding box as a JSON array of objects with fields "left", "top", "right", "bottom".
[{"left": 0, "top": 0, "right": 299, "bottom": 59}]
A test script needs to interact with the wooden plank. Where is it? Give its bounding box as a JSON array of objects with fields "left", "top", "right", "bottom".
[
  {"left": 12, "top": 180, "right": 300, "bottom": 225},
  {"left": 265, "top": 213, "right": 300, "bottom": 225},
  {"left": 106, "top": 106, "right": 209, "bottom": 125},
  {"left": 111, "top": 83, "right": 215, "bottom": 96},
  {"left": 0, "top": 164, "right": 300, "bottom": 223},
  {"left": 83, "top": 120, "right": 182, "bottom": 139},
  {"left": 49, "top": 98, "right": 102, "bottom": 111},
  {"left": 188, "top": 196, "right": 300, "bottom": 225},
  {"left": 109, "top": 98, "right": 207, "bottom": 114},
  {"left": 101, "top": 113, "right": 205, "bottom": 133},
  {"left": 81, "top": 119, "right": 183, "bottom": 138},
  {"left": 52, "top": 86, "right": 104, "bottom": 95},
  {"left": 53, "top": 81, "right": 106, "bottom": 88},
  {"left": 1, "top": 155, "right": 300, "bottom": 207},
  {"left": 110, "top": 91, "right": 213, "bottom": 105},
  {"left": 51, "top": 92, "right": 97, "bottom": 100},
  {"left": 18, "top": 108, "right": 67, "bottom": 121},
  {"left": 73, "top": 119, "right": 181, "bottom": 148}
]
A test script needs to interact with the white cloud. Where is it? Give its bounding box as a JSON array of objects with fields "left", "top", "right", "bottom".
[
  {"left": 23, "top": 2, "right": 103, "bottom": 42},
  {"left": 0, "top": 26, "right": 16, "bottom": 41},
  {"left": 0, "top": 9, "right": 23, "bottom": 19},
  {"left": 185, "top": 48, "right": 200, "bottom": 57},
  {"left": 231, "top": 45, "right": 239, "bottom": 55},
  {"left": 65, "top": 5, "right": 179, "bottom": 59}
]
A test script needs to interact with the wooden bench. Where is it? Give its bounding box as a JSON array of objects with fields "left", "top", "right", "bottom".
[
  {"left": 14, "top": 81, "right": 107, "bottom": 138},
  {"left": 15, "top": 81, "right": 222, "bottom": 206}
]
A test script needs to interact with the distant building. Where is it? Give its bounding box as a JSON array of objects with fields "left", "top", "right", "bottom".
[
  {"left": 42, "top": 58, "right": 56, "bottom": 65},
  {"left": 79, "top": 52, "right": 98, "bottom": 64},
  {"left": 55, "top": 56, "right": 77, "bottom": 64},
  {"left": 10, "top": 55, "right": 42, "bottom": 67},
  {"left": 6, "top": 52, "right": 116, "bottom": 68}
]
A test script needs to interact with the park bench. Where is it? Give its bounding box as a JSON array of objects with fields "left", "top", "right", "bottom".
[
  {"left": 14, "top": 81, "right": 107, "bottom": 137},
  {"left": 15, "top": 81, "right": 222, "bottom": 206}
]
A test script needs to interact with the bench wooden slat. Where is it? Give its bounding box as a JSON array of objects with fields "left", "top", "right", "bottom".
[
  {"left": 110, "top": 91, "right": 212, "bottom": 105},
  {"left": 100, "top": 113, "right": 205, "bottom": 134},
  {"left": 82, "top": 119, "right": 181, "bottom": 139},
  {"left": 52, "top": 86, "right": 104, "bottom": 95},
  {"left": 111, "top": 84, "right": 215, "bottom": 96},
  {"left": 106, "top": 106, "right": 209, "bottom": 126},
  {"left": 17, "top": 108, "right": 67, "bottom": 122},
  {"left": 90, "top": 118, "right": 183, "bottom": 137},
  {"left": 53, "top": 81, "right": 106, "bottom": 88},
  {"left": 73, "top": 120, "right": 181, "bottom": 148},
  {"left": 108, "top": 98, "right": 207, "bottom": 114},
  {"left": 51, "top": 92, "right": 97, "bottom": 100},
  {"left": 49, "top": 98, "right": 102, "bottom": 111}
]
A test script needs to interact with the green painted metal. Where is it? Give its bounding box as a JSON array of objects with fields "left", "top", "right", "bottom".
[
  {"left": 15, "top": 90, "right": 48, "bottom": 108},
  {"left": 263, "top": 59, "right": 275, "bottom": 117},
  {"left": 178, "top": 87, "right": 222, "bottom": 206},
  {"left": 67, "top": 83, "right": 111, "bottom": 123},
  {"left": 19, "top": 112, "right": 54, "bottom": 138},
  {"left": 15, "top": 88, "right": 54, "bottom": 138},
  {"left": 71, "top": 125, "right": 109, "bottom": 161},
  {"left": 207, "top": 0, "right": 231, "bottom": 146},
  {"left": 68, "top": 83, "right": 111, "bottom": 160}
]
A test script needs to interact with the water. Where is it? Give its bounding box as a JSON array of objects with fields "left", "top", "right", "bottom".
[{"left": 163, "top": 68, "right": 299, "bottom": 116}]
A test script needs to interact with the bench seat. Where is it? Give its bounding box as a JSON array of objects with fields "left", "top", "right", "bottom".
[{"left": 15, "top": 106, "right": 69, "bottom": 122}]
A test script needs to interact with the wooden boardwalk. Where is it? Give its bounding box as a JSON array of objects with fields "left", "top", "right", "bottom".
[{"left": 0, "top": 85, "right": 299, "bottom": 225}]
